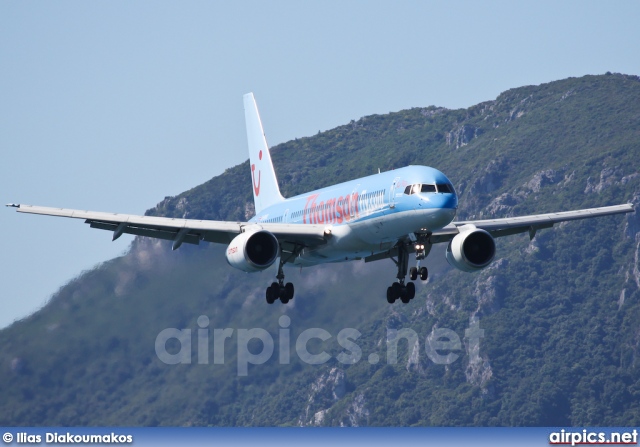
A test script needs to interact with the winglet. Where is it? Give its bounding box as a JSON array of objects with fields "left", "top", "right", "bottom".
[{"left": 6, "top": 203, "right": 20, "bottom": 208}]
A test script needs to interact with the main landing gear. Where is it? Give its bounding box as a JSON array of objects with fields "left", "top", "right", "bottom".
[
  {"left": 266, "top": 258, "right": 295, "bottom": 304},
  {"left": 386, "top": 238, "right": 430, "bottom": 304}
]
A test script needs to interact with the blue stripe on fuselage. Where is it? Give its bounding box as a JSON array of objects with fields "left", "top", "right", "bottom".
[{"left": 249, "top": 165, "right": 457, "bottom": 229}]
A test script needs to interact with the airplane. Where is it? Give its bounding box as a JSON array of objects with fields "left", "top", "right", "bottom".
[{"left": 7, "top": 93, "right": 635, "bottom": 305}]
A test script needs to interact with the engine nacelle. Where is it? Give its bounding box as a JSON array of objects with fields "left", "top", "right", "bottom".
[
  {"left": 226, "top": 230, "right": 280, "bottom": 273},
  {"left": 446, "top": 226, "right": 495, "bottom": 272}
]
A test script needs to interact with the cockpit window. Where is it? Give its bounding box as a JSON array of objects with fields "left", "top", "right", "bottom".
[
  {"left": 436, "top": 183, "right": 455, "bottom": 194},
  {"left": 404, "top": 183, "right": 437, "bottom": 195}
]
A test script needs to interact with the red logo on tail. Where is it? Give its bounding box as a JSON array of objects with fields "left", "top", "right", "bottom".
[
  {"left": 251, "top": 150, "right": 263, "bottom": 196},
  {"left": 251, "top": 165, "right": 261, "bottom": 196}
]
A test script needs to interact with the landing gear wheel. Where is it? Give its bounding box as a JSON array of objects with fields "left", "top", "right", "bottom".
[
  {"left": 391, "top": 282, "right": 401, "bottom": 300},
  {"left": 278, "top": 286, "right": 288, "bottom": 304},
  {"left": 400, "top": 282, "right": 416, "bottom": 304},
  {"left": 419, "top": 266, "right": 428, "bottom": 281},
  {"left": 409, "top": 267, "right": 418, "bottom": 281},
  {"left": 266, "top": 289, "right": 275, "bottom": 304},
  {"left": 406, "top": 281, "right": 415, "bottom": 300},
  {"left": 386, "top": 286, "right": 396, "bottom": 304},
  {"left": 387, "top": 283, "right": 402, "bottom": 304},
  {"left": 266, "top": 282, "right": 279, "bottom": 304},
  {"left": 285, "top": 282, "right": 295, "bottom": 301},
  {"left": 270, "top": 253, "right": 298, "bottom": 305}
]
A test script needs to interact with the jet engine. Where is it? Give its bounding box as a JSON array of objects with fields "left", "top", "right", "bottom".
[
  {"left": 445, "top": 226, "right": 495, "bottom": 272},
  {"left": 225, "top": 230, "right": 280, "bottom": 272}
]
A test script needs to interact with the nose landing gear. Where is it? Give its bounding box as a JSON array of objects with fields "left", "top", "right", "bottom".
[
  {"left": 409, "top": 266, "right": 428, "bottom": 281},
  {"left": 410, "top": 239, "right": 430, "bottom": 281}
]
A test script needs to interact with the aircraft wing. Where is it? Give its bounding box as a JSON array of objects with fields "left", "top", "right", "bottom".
[
  {"left": 6, "top": 204, "right": 329, "bottom": 251},
  {"left": 364, "top": 203, "right": 633, "bottom": 263},
  {"left": 430, "top": 203, "right": 634, "bottom": 243}
]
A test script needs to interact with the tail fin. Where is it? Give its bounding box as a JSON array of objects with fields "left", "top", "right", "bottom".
[{"left": 243, "top": 93, "right": 285, "bottom": 215}]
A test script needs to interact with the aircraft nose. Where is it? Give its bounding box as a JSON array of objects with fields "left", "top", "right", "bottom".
[{"left": 442, "top": 193, "right": 458, "bottom": 210}]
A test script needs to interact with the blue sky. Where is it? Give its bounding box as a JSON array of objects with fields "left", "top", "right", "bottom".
[{"left": 1, "top": 1, "right": 639, "bottom": 328}]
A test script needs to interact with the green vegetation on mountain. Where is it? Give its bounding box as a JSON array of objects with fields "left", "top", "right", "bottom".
[{"left": 1, "top": 73, "right": 639, "bottom": 426}]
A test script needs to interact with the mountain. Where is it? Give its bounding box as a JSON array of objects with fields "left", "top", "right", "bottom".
[{"left": 1, "top": 73, "right": 639, "bottom": 426}]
